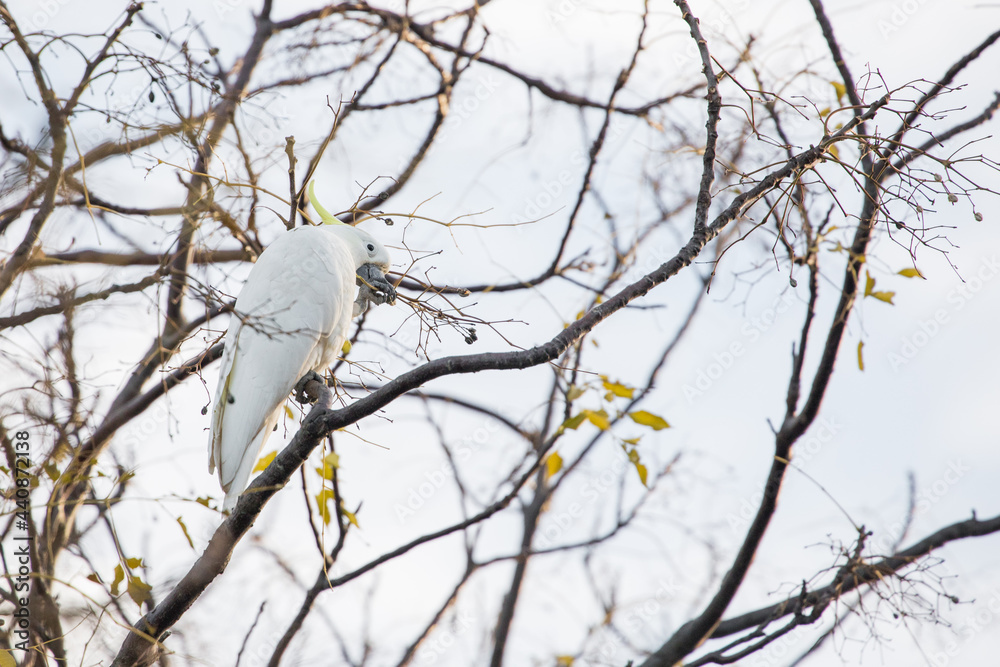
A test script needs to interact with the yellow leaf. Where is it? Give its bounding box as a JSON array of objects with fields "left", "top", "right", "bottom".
[
  {"left": 545, "top": 451, "right": 563, "bottom": 480},
  {"left": 556, "top": 657, "right": 575, "bottom": 667},
  {"left": 176, "top": 516, "right": 195, "bottom": 549},
  {"left": 284, "top": 404, "right": 295, "bottom": 419},
  {"left": 818, "top": 106, "right": 830, "bottom": 118},
  {"left": 621, "top": 437, "right": 641, "bottom": 445},
  {"left": 315, "top": 452, "right": 340, "bottom": 481},
  {"left": 628, "top": 410, "right": 670, "bottom": 431},
  {"left": 623, "top": 446, "right": 649, "bottom": 487},
  {"left": 43, "top": 461, "right": 60, "bottom": 481},
  {"left": 125, "top": 557, "right": 144, "bottom": 569},
  {"left": 560, "top": 413, "right": 587, "bottom": 432},
  {"left": 0, "top": 650, "right": 17, "bottom": 667},
  {"left": 635, "top": 462, "right": 648, "bottom": 487},
  {"left": 86, "top": 572, "right": 102, "bottom": 584},
  {"left": 195, "top": 496, "right": 212, "bottom": 508},
  {"left": 897, "top": 267, "right": 924, "bottom": 279},
  {"left": 342, "top": 340, "right": 352, "bottom": 355},
  {"left": 575, "top": 310, "right": 585, "bottom": 321},
  {"left": 831, "top": 80, "right": 847, "bottom": 104},
  {"left": 315, "top": 488, "right": 335, "bottom": 525},
  {"left": 864, "top": 270, "right": 875, "bottom": 297},
  {"left": 600, "top": 376, "right": 635, "bottom": 399},
  {"left": 871, "top": 290, "right": 895, "bottom": 304},
  {"left": 827, "top": 143, "right": 839, "bottom": 160},
  {"left": 341, "top": 504, "right": 360, "bottom": 528},
  {"left": 127, "top": 575, "right": 152, "bottom": 607},
  {"left": 583, "top": 409, "right": 611, "bottom": 431},
  {"left": 253, "top": 450, "right": 278, "bottom": 473},
  {"left": 111, "top": 564, "right": 125, "bottom": 596},
  {"left": 566, "top": 385, "right": 586, "bottom": 402},
  {"left": 857, "top": 341, "right": 865, "bottom": 371}
]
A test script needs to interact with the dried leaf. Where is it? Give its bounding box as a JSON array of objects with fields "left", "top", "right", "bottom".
[
  {"left": 831, "top": 80, "right": 847, "bottom": 104},
  {"left": 583, "top": 409, "right": 611, "bottom": 431},
  {"left": 252, "top": 450, "right": 277, "bottom": 473},
  {"left": 623, "top": 446, "right": 649, "bottom": 487},
  {"left": 341, "top": 504, "right": 360, "bottom": 528},
  {"left": 315, "top": 488, "right": 335, "bottom": 525},
  {"left": 857, "top": 341, "right": 865, "bottom": 371},
  {"left": 897, "top": 267, "right": 924, "bottom": 279},
  {"left": 871, "top": 290, "right": 895, "bottom": 304},
  {"left": 314, "top": 452, "right": 340, "bottom": 481},
  {"left": 545, "top": 451, "right": 564, "bottom": 480},
  {"left": 560, "top": 413, "right": 587, "bottom": 432},
  {"left": 43, "top": 461, "right": 60, "bottom": 482},
  {"left": 176, "top": 516, "right": 194, "bottom": 549},
  {"left": 600, "top": 376, "right": 635, "bottom": 399},
  {"left": 864, "top": 270, "right": 875, "bottom": 297},
  {"left": 127, "top": 575, "right": 152, "bottom": 607},
  {"left": 628, "top": 410, "right": 670, "bottom": 431},
  {"left": 111, "top": 564, "right": 125, "bottom": 596}
]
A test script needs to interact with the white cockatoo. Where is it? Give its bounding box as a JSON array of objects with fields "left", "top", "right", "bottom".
[{"left": 209, "top": 184, "right": 396, "bottom": 510}]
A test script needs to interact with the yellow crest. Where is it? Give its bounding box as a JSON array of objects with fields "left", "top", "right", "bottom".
[{"left": 307, "top": 181, "right": 345, "bottom": 226}]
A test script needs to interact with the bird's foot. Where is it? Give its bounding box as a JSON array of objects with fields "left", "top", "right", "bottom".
[
  {"left": 356, "top": 263, "right": 397, "bottom": 307},
  {"left": 294, "top": 370, "right": 326, "bottom": 404}
]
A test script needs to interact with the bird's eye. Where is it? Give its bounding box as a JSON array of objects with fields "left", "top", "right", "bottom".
[{"left": 367, "top": 243, "right": 375, "bottom": 252}]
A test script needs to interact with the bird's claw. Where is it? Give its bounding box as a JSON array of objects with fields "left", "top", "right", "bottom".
[
  {"left": 294, "top": 370, "right": 326, "bottom": 404},
  {"left": 354, "top": 263, "right": 397, "bottom": 317}
]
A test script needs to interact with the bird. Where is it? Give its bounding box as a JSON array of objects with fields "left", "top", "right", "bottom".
[{"left": 208, "top": 183, "right": 396, "bottom": 511}]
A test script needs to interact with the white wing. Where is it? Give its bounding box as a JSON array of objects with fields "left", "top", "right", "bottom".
[{"left": 209, "top": 226, "right": 356, "bottom": 510}]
